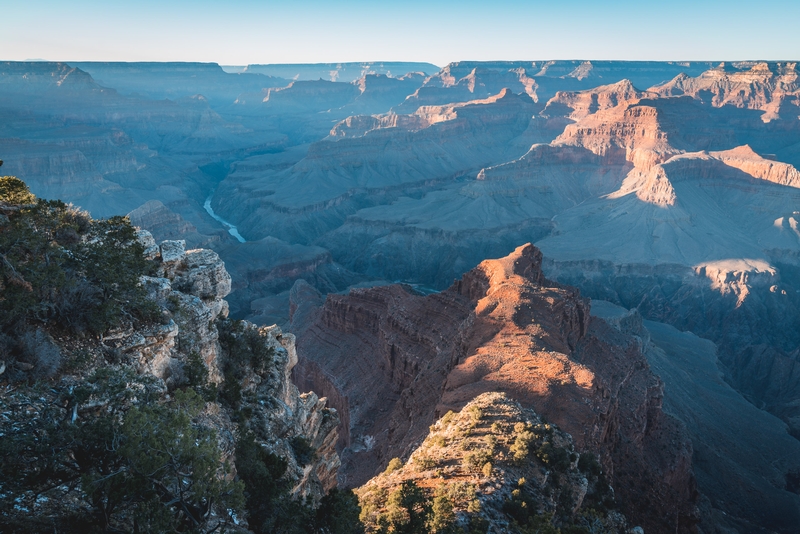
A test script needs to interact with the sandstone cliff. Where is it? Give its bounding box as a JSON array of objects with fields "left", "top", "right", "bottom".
[
  {"left": 291, "top": 244, "right": 697, "bottom": 533},
  {"left": 592, "top": 301, "right": 800, "bottom": 533}
]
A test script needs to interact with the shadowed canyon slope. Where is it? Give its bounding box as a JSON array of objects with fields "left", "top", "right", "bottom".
[{"left": 592, "top": 301, "right": 800, "bottom": 533}]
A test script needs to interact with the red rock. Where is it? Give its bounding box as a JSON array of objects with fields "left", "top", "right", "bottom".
[{"left": 292, "top": 244, "right": 697, "bottom": 532}]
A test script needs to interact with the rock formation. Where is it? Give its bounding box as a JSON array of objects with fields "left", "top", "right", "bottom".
[
  {"left": 592, "top": 301, "right": 800, "bottom": 533},
  {"left": 241, "top": 62, "right": 439, "bottom": 83},
  {"left": 0, "top": 227, "right": 341, "bottom": 530},
  {"left": 291, "top": 244, "right": 697, "bottom": 533},
  {"left": 135, "top": 234, "right": 341, "bottom": 498},
  {"left": 358, "top": 392, "right": 632, "bottom": 533}
]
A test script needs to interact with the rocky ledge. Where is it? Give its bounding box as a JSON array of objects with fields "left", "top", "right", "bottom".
[{"left": 0, "top": 230, "right": 340, "bottom": 531}]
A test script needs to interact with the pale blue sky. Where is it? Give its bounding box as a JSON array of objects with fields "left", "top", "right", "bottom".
[{"left": 3, "top": 0, "right": 799, "bottom": 66}]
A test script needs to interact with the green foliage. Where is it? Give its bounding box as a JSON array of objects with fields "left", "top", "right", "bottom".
[
  {"left": 218, "top": 318, "right": 275, "bottom": 412},
  {"left": 316, "top": 488, "right": 365, "bottom": 534},
  {"left": 443, "top": 481, "right": 477, "bottom": 508},
  {"left": 0, "top": 177, "right": 158, "bottom": 346},
  {"left": 181, "top": 350, "right": 218, "bottom": 401},
  {"left": 576, "top": 452, "right": 615, "bottom": 512},
  {"left": 536, "top": 442, "right": 571, "bottom": 472},
  {"left": 503, "top": 486, "right": 560, "bottom": 534},
  {"left": 467, "top": 516, "right": 490, "bottom": 534},
  {"left": 0, "top": 370, "right": 242, "bottom": 532},
  {"left": 463, "top": 450, "right": 492, "bottom": 473},
  {"left": 413, "top": 454, "right": 437, "bottom": 470},
  {"left": 577, "top": 452, "right": 601, "bottom": 478},
  {"left": 467, "top": 405, "right": 483, "bottom": 422},
  {"left": 560, "top": 524, "right": 589, "bottom": 534},
  {"left": 426, "top": 493, "right": 456, "bottom": 534},
  {"left": 515, "top": 514, "right": 561, "bottom": 534},
  {"left": 235, "top": 430, "right": 365, "bottom": 533},
  {"left": 384, "top": 457, "right": 404, "bottom": 475},
  {"left": 384, "top": 481, "right": 430, "bottom": 534},
  {"left": 482, "top": 462, "right": 493, "bottom": 477},
  {"left": 511, "top": 430, "right": 535, "bottom": 463},
  {"left": 431, "top": 434, "right": 447, "bottom": 447},
  {"left": 291, "top": 435, "right": 317, "bottom": 466},
  {"left": 235, "top": 429, "right": 299, "bottom": 533},
  {"left": 0, "top": 175, "right": 35, "bottom": 204},
  {"left": 440, "top": 410, "right": 455, "bottom": 427}
]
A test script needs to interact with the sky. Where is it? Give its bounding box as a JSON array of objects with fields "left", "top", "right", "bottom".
[{"left": 3, "top": 0, "right": 800, "bottom": 66}]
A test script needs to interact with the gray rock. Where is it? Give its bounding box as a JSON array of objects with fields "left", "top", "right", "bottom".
[
  {"left": 173, "top": 249, "right": 231, "bottom": 300},
  {"left": 135, "top": 229, "right": 160, "bottom": 260},
  {"left": 140, "top": 276, "right": 172, "bottom": 303},
  {"left": 159, "top": 240, "right": 186, "bottom": 263}
]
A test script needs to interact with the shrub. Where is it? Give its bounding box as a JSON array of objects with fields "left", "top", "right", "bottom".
[
  {"left": 181, "top": 351, "right": 217, "bottom": 401},
  {"left": 482, "top": 462, "right": 493, "bottom": 477},
  {"left": 290, "top": 435, "right": 317, "bottom": 466},
  {"left": 467, "top": 405, "right": 483, "bottom": 422},
  {"left": 315, "top": 488, "right": 365, "bottom": 534},
  {"left": 236, "top": 431, "right": 304, "bottom": 533},
  {"left": 427, "top": 494, "right": 456, "bottom": 533},
  {"left": 0, "top": 178, "right": 158, "bottom": 337},
  {"left": 415, "top": 454, "right": 437, "bottom": 470},
  {"left": 578, "top": 452, "right": 602, "bottom": 478},
  {"left": 537, "top": 442, "right": 571, "bottom": 472},
  {"left": 384, "top": 481, "right": 430, "bottom": 534},
  {"left": 0, "top": 378, "right": 242, "bottom": 532},
  {"left": 463, "top": 451, "right": 492, "bottom": 473},
  {"left": 385, "top": 457, "right": 403, "bottom": 474},
  {"left": 440, "top": 410, "right": 455, "bottom": 427},
  {"left": 106, "top": 389, "right": 244, "bottom": 530},
  {"left": 511, "top": 430, "right": 535, "bottom": 463},
  {"left": 444, "top": 480, "right": 477, "bottom": 507},
  {"left": 217, "top": 320, "right": 275, "bottom": 412},
  {"left": 0, "top": 175, "right": 35, "bottom": 204}
]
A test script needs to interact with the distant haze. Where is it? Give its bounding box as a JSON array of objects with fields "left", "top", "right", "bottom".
[{"left": 3, "top": 0, "right": 799, "bottom": 66}]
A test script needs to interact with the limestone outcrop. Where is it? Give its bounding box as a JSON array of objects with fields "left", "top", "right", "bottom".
[
  {"left": 130, "top": 232, "right": 341, "bottom": 499},
  {"left": 0, "top": 228, "right": 341, "bottom": 528}
]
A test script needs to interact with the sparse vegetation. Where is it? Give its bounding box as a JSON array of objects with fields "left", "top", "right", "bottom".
[
  {"left": 0, "top": 370, "right": 243, "bottom": 532},
  {"left": 440, "top": 410, "right": 455, "bottom": 426},
  {"left": 482, "top": 461, "right": 493, "bottom": 477},
  {"left": 0, "top": 176, "right": 365, "bottom": 533},
  {"left": 356, "top": 394, "right": 623, "bottom": 534},
  {"left": 291, "top": 435, "right": 318, "bottom": 466},
  {"left": 0, "top": 177, "right": 159, "bottom": 378}
]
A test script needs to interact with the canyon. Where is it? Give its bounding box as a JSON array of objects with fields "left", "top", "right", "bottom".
[{"left": 3, "top": 59, "right": 800, "bottom": 532}]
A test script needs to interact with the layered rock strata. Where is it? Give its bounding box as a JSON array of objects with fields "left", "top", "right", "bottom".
[{"left": 292, "top": 244, "right": 697, "bottom": 533}]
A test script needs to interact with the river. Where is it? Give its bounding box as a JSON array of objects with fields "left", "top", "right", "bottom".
[{"left": 204, "top": 195, "right": 246, "bottom": 243}]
